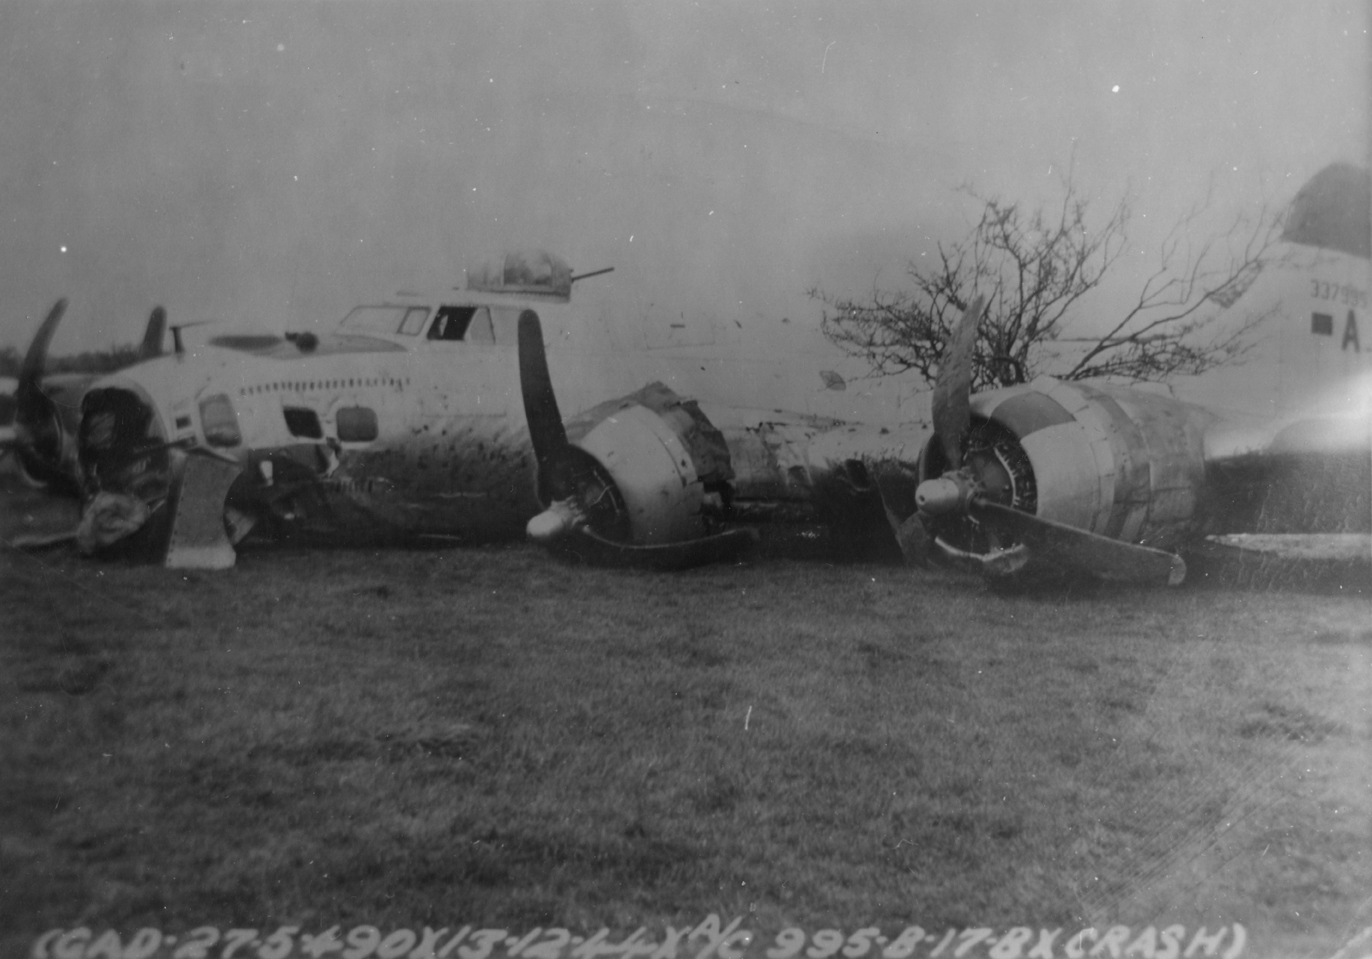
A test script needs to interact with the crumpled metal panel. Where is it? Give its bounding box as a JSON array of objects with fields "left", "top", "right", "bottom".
[
  {"left": 163, "top": 452, "right": 243, "bottom": 569},
  {"left": 577, "top": 404, "right": 705, "bottom": 545},
  {"left": 76, "top": 491, "right": 150, "bottom": 555}
]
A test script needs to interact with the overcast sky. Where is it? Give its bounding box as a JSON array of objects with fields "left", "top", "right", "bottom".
[{"left": 0, "top": 1, "right": 1365, "bottom": 410}]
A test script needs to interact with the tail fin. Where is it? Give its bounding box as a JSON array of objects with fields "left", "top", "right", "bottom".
[
  {"left": 138, "top": 306, "right": 166, "bottom": 360},
  {"left": 1174, "top": 163, "right": 1371, "bottom": 422},
  {"left": 1280, "top": 162, "right": 1370, "bottom": 258}
]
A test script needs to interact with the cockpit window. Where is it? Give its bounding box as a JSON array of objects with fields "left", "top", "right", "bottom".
[
  {"left": 340, "top": 305, "right": 430, "bottom": 336},
  {"left": 428, "top": 307, "right": 473, "bottom": 340},
  {"left": 427, "top": 306, "right": 493, "bottom": 342},
  {"left": 398, "top": 307, "right": 430, "bottom": 335}
]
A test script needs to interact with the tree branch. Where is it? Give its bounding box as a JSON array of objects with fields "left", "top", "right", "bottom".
[{"left": 815, "top": 170, "right": 1283, "bottom": 389}]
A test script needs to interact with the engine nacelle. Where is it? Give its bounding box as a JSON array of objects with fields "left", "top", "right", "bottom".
[
  {"left": 922, "top": 377, "right": 1221, "bottom": 553},
  {"left": 574, "top": 403, "right": 706, "bottom": 545},
  {"left": 542, "top": 382, "right": 735, "bottom": 549}
]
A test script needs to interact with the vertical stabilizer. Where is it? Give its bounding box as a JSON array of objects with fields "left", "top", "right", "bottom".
[
  {"left": 1172, "top": 163, "right": 1371, "bottom": 423},
  {"left": 139, "top": 307, "right": 166, "bottom": 361}
]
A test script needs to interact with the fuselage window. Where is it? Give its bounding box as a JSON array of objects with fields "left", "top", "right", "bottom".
[
  {"left": 283, "top": 407, "right": 323, "bottom": 439},
  {"left": 336, "top": 406, "right": 379, "bottom": 443},
  {"left": 428, "top": 306, "right": 477, "bottom": 341}
]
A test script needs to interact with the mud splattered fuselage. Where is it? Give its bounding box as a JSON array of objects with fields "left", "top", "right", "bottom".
[{"left": 78, "top": 293, "right": 553, "bottom": 552}]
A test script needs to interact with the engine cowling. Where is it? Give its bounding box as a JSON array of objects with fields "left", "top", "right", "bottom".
[
  {"left": 920, "top": 377, "right": 1220, "bottom": 560},
  {"left": 572, "top": 402, "right": 706, "bottom": 545},
  {"left": 544, "top": 382, "right": 734, "bottom": 545},
  {"left": 522, "top": 377, "right": 754, "bottom": 567},
  {"left": 516, "top": 308, "right": 753, "bottom": 567}
]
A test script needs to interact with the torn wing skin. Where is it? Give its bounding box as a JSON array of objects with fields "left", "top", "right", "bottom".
[
  {"left": 520, "top": 392, "right": 929, "bottom": 568},
  {"left": 514, "top": 300, "right": 1357, "bottom": 583},
  {"left": 518, "top": 310, "right": 930, "bottom": 567}
]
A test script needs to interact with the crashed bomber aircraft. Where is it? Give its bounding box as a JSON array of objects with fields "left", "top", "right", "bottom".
[
  {"left": 12, "top": 252, "right": 922, "bottom": 570},
  {"left": 8, "top": 164, "right": 1372, "bottom": 585}
]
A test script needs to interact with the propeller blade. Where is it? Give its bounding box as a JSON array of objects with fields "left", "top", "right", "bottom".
[
  {"left": 868, "top": 461, "right": 933, "bottom": 565},
  {"left": 139, "top": 306, "right": 166, "bottom": 360},
  {"left": 931, "top": 295, "right": 985, "bottom": 470},
  {"left": 15, "top": 299, "right": 69, "bottom": 483},
  {"left": 17, "top": 298, "right": 67, "bottom": 404},
  {"left": 971, "top": 500, "right": 1187, "bottom": 586},
  {"left": 516, "top": 309, "right": 569, "bottom": 501}
]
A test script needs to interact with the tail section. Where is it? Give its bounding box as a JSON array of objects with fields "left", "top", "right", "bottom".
[
  {"left": 1271, "top": 163, "right": 1370, "bottom": 418},
  {"left": 1172, "top": 162, "right": 1371, "bottom": 423}
]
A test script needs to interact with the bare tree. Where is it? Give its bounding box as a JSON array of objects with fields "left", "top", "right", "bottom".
[{"left": 813, "top": 172, "right": 1283, "bottom": 391}]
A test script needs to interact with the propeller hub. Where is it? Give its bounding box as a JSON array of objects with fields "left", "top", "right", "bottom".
[{"left": 915, "top": 475, "right": 973, "bottom": 517}]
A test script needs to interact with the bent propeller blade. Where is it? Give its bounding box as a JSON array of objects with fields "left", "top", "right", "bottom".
[
  {"left": 931, "top": 295, "right": 985, "bottom": 470},
  {"left": 516, "top": 309, "right": 569, "bottom": 499},
  {"left": 17, "top": 298, "right": 67, "bottom": 407},
  {"left": 972, "top": 500, "right": 1187, "bottom": 586},
  {"left": 15, "top": 298, "right": 69, "bottom": 477}
]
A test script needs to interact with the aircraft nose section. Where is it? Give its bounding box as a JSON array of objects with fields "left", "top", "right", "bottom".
[
  {"left": 915, "top": 476, "right": 967, "bottom": 516},
  {"left": 526, "top": 500, "right": 578, "bottom": 543}
]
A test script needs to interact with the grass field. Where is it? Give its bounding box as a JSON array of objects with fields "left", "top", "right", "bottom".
[{"left": 2, "top": 513, "right": 1370, "bottom": 958}]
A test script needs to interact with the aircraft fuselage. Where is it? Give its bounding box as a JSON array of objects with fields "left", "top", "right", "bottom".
[{"left": 78, "top": 294, "right": 550, "bottom": 551}]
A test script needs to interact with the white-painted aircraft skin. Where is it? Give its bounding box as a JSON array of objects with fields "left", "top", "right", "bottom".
[
  {"left": 1167, "top": 162, "right": 1371, "bottom": 427},
  {"left": 99, "top": 294, "right": 545, "bottom": 545},
  {"left": 8, "top": 256, "right": 921, "bottom": 568},
  {"left": 6, "top": 166, "right": 1369, "bottom": 584}
]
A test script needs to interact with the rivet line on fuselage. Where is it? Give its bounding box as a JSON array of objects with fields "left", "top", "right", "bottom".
[{"left": 235, "top": 376, "right": 408, "bottom": 397}]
